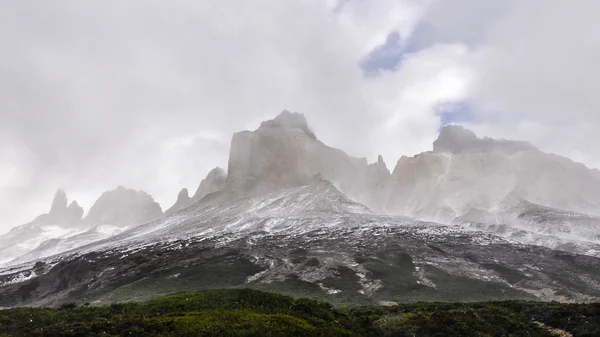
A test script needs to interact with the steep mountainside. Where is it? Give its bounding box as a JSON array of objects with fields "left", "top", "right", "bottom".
[
  {"left": 0, "top": 190, "right": 85, "bottom": 265},
  {"left": 1, "top": 181, "right": 599, "bottom": 307},
  {"left": 0, "top": 187, "right": 163, "bottom": 266},
  {"left": 388, "top": 125, "right": 600, "bottom": 219},
  {"left": 225, "top": 111, "right": 388, "bottom": 210},
  {"left": 192, "top": 167, "right": 227, "bottom": 202},
  {"left": 2, "top": 111, "right": 600, "bottom": 308}
]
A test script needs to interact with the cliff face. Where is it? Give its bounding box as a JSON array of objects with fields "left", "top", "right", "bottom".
[
  {"left": 224, "top": 111, "right": 387, "bottom": 210},
  {"left": 384, "top": 125, "right": 600, "bottom": 222},
  {"left": 192, "top": 167, "right": 227, "bottom": 202},
  {"left": 223, "top": 113, "right": 600, "bottom": 220}
]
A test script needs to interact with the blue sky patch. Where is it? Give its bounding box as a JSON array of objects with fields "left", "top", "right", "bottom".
[{"left": 435, "top": 101, "right": 476, "bottom": 128}]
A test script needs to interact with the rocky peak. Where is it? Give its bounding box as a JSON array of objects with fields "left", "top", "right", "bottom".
[
  {"left": 224, "top": 112, "right": 385, "bottom": 210},
  {"left": 165, "top": 188, "right": 193, "bottom": 216},
  {"left": 84, "top": 186, "right": 162, "bottom": 226},
  {"left": 66, "top": 201, "right": 84, "bottom": 221},
  {"left": 193, "top": 167, "right": 227, "bottom": 202},
  {"left": 177, "top": 188, "right": 190, "bottom": 201},
  {"left": 433, "top": 125, "right": 534, "bottom": 154},
  {"left": 258, "top": 110, "right": 317, "bottom": 140},
  {"left": 49, "top": 189, "right": 68, "bottom": 216},
  {"left": 433, "top": 125, "right": 480, "bottom": 153},
  {"left": 34, "top": 189, "right": 84, "bottom": 226}
]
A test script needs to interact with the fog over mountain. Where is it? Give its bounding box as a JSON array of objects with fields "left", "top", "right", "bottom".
[
  {"left": 2, "top": 113, "right": 600, "bottom": 307},
  {"left": 2, "top": 0, "right": 600, "bottom": 233}
]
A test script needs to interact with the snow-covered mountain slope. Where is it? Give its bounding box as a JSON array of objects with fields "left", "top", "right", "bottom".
[
  {"left": 0, "top": 187, "right": 162, "bottom": 266},
  {"left": 7, "top": 225, "right": 128, "bottom": 266},
  {"left": 0, "top": 224, "right": 84, "bottom": 266},
  {"left": 1, "top": 181, "right": 599, "bottom": 307}
]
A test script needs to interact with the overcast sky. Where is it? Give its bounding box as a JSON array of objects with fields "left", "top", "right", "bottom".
[{"left": 1, "top": 0, "right": 599, "bottom": 232}]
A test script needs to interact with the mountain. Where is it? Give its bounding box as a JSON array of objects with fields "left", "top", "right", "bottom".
[
  {"left": 83, "top": 186, "right": 162, "bottom": 226},
  {"left": 192, "top": 167, "right": 226, "bottom": 202},
  {"left": 1, "top": 111, "right": 600, "bottom": 307},
  {"left": 225, "top": 111, "right": 387, "bottom": 210},
  {"left": 382, "top": 125, "right": 600, "bottom": 253},
  {"left": 0, "top": 190, "right": 85, "bottom": 265},
  {"left": 0, "top": 187, "right": 162, "bottom": 266},
  {"left": 1, "top": 181, "right": 599, "bottom": 307},
  {"left": 164, "top": 188, "right": 193, "bottom": 217}
]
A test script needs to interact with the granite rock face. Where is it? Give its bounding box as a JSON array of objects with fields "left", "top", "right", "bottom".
[
  {"left": 84, "top": 186, "right": 162, "bottom": 227},
  {"left": 433, "top": 125, "right": 534, "bottom": 154},
  {"left": 192, "top": 167, "right": 227, "bottom": 202},
  {"left": 386, "top": 125, "right": 600, "bottom": 222},
  {"left": 165, "top": 188, "right": 193, "bottom": 216},
  {"left": 259, "top": 110, "right": 317, "bottom": 140},
  {"left": 225, "top": 113, "right": 600, "bottom": 228},
  {"left": 224, "top": 111, "right": 386, "bottom": 209}
]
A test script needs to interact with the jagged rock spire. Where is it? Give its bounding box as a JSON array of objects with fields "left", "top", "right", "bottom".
[
  {"left": 49, "top": 189, "right": 68, "bottom": 215},
  {"left": 165, "top": 188, "right": 193, "bottom": 216}
]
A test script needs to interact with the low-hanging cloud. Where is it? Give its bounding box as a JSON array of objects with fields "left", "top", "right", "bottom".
[{"left": 0, "top": 0, "right": 598, "bottom": 232}]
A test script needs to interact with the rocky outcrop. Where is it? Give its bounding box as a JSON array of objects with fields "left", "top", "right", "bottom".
[
  {"left": 84, "top": 186, "right": 162, "bottom": 227},
  {"left": 49, "top": 189, "right": 68, "bottom": 216},
  {"left": 192, "top": 167, "right": 227, "bottom": 202},
  {"left": 386, "top": 125, "right": 600, "bottom": 221},
  {"left": 433, "top": 125, "right": 534, "bottom": 154},
  {"left": 259, "top": 110, "right": 316, "bottom": 140},
  {"left": 0, "top": 190, "right": 84, "bottom": 265},
  {"left": 165, "top": 188, "right": 193, "bottom": 216},
  {"left": 385, "top": 151, "right": 517, "bottom": 221},
  {"left": 366, "top": 155, "right": 391, "bottom": 211},
  {"left": 224, "top": 111, "right": 386, "bottom": 209},
  {"left": 32, "top": 189, "right": 84, "bottom": 226}
]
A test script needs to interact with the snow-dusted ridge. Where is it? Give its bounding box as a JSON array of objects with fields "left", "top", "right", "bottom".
[{"left": 1, "top": 181, "right": 600, "bottom": 306}]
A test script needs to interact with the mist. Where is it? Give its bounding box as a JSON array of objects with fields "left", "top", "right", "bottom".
[{"left": 1, "top": 0, "right": 599, "bottom": 232}]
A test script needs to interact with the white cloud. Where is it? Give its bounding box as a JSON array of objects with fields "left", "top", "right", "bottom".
[
  {"left": 1, "top": 0, "right": 597, "bottom": 232},
  {"left": 0, "top": 0, "right": 445, "bottom": 229}
]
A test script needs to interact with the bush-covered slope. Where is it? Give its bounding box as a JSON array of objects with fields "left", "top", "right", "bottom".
[{"left": 0, "top": 288, "right": 598, "bottom": 336}]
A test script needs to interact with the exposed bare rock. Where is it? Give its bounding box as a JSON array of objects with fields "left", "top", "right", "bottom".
[
  {"left": 66, "top": 201, "right": 84, "bottom": 223},
  {"left": 31, "top": 189, "right": 84, "bottom": 226},
  {"left": 49, "top": 189, "right": 68, "bottom": 216},
  {"left": 259, "top": 110, "right": 316, "bottom": 140},
  {"left": 387, "top": 126, "right": 600, "bottom": 222},
  {"left": 433, "top": 125, "right": 533, "bottom": 154},
  {"left": 0, "top": 190, "right": 84, "bottom": 265},
  {"left": 84, "top": 186, "right": 162, "bottom": 227},
  {"left": 165, "top": 188, "right": 193, "bottom": 216},
  {"left": 192, "top": 167, "right": 227, "bottom": 202},
  {"left": 366, "top": 155, "right": 391, "bottom": 211},
  {"left": 224, "top": 115, "right": 385, "bottom": 209}
]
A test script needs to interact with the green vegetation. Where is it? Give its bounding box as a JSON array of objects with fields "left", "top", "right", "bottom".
[{"left": 0, "top": 288, "right": 598, "bottom": 336}]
